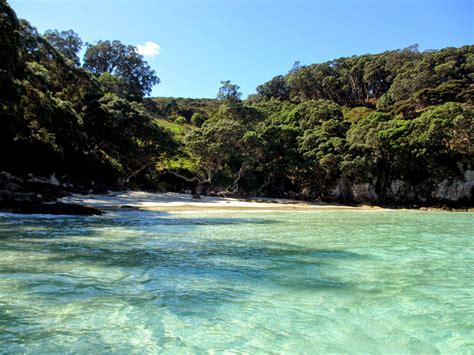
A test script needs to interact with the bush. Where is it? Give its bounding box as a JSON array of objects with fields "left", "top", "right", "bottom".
[
  {"left": 174, "top": 115, "right": 186, "bottom": 124},
  {"left": 344, "top": 106, "right": 373, "bottom": 123},
  {"left": 191, "top": 112, "right": 206, "bottom": 126}
]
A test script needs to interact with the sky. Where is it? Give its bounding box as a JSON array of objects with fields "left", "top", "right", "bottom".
[{"left": 9, "top": 0, "right": 474, "bottom": 99}]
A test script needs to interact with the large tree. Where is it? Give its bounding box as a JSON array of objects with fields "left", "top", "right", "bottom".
[
  {"left": 43, "top": 29, "right": 83, "bottom": 65},
  {"left": 83, "top": 40, "right": 159, "bottom": 100}
]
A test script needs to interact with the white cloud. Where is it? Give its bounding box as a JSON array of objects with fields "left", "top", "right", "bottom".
[{"left": 136, "top": 41, "right": 161, "bottom": 58}]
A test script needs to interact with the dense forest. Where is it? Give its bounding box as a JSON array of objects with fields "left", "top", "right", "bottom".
[{"left": 1, "top": 0, "right": 473, "bottom": 208}]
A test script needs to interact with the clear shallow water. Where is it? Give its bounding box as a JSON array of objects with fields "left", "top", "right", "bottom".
[{"left": 0, "top": 210, "right": 473, "bottom": 353}]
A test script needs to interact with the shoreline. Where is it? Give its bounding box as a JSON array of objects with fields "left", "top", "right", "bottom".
[
  {"left": 59, "top": 191, "right": 472, "bottom": 213},
  {"left": 60, "top": 191, "right": 384, "bottom": 212}
]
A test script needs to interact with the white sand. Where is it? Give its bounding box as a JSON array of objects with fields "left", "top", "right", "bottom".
[{"left": 60, "top": 191, "right": 383, "bottom": 212}]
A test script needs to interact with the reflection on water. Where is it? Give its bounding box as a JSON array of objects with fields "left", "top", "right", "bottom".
[{"left": 0, "top": 210, "right": 473, "bottom": 353}]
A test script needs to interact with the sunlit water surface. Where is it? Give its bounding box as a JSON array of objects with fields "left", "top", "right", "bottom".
[{"left": 0, "top": 210, "right": 472, "bottom": 353}]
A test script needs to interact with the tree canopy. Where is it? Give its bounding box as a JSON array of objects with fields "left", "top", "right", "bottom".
[
  {"left": 84, "top": 40, "right": 160, "bottom": 100},
  {"left": 0, "top": 1, "right": 172, "bottom": 189},
  {"left": 43, "top": 29, "right": 82, "bottom": 65}
]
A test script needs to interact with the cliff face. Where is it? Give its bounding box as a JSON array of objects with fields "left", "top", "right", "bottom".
[
  {"left": 328, "top": 169, "right": 473, "bottom": 207},
  {"left": 431, "top": 170, "right": 474, "bottom": 202}
]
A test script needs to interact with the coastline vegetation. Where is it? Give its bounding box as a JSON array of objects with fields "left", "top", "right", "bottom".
[{"left": 0, "top": 0, "right": 472, "bottom": 208}]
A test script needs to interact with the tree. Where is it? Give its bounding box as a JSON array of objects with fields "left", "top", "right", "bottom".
[
  {"left": 217, "top": 80, "right": 242, "bottom": 103},
  {"left": 0, "top": 0, "right": 22, "bottom": 80},
  {"left": 83, "top": 94, "right": 176, "bottom": 186},
  {"left": 83, "top": 40, "right": 160, "bottom": 100},
  {"left": 256, "top": 75, "right": 289, "bottom": 100},
  {"left": 1, "top": 0, "right": 24, "bottom": 171},
  {"left": 44, "top": 29, "right": 83, "bottom": 65},
  {"left": 296, "top": 100, "right": 349, "bottom": 197}
]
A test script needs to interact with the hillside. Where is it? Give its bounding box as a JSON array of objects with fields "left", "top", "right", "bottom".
[
  {"left": 0, "top": 0, "right": 473, "bottom": 208},
  {"left": 148, "top": 47, "right": 473, "bottom": 206}
]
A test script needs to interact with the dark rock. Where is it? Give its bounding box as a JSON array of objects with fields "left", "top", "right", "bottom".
[
  {"left": 0, "top": 189, "right": 41, "bottom": 203},
  {"left": 0, "top": 171, "right": 24, "bottom": 191},
  {"left": 120, "top": 205, "right": 140, "bottom": 210},
  {"left": 38, "top": 203, "right": 102, "bottom": 215},
  {"left": 0, "top": 171, "right": 106, "bottom": 215},
  {"left": 0, "top": 200, "right": 102, "bottom": 215},
  {"left": 26, "top": 180, "right": 69, "bottom": 200}
]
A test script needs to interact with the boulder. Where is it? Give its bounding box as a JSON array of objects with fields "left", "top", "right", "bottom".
[
  {"left": 351, "top": 183, "right": 379, "bottom": 203},
  {"left": 38, "top": 203, "right": 102, "bottom": 216},
  {"left": 432, "top": 170, "right": 474, "bottom": 202}
]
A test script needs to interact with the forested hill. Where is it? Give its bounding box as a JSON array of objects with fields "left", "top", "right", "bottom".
[
  {"left": 0, "top": 0, "right": 473, "bottom": 208},
  {"left": 0, "top": 0, "right": 176, "bottom": 191},
  {"left": 150, "top": 46, "right": 473, "bottom": 206}
]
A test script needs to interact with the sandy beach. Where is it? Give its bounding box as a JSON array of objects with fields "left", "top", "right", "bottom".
[{"left": 59, "top": 191, "right": 386, "bottom": 212}]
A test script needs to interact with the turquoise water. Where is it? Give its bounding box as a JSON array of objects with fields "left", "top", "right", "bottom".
[{"left": 0, "top": 210, "right": 473, "bottom": 353}]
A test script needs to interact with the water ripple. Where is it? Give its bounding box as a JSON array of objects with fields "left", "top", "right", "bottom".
[{"left": 0, "top": 210, "right": 473, "bottom": 352}]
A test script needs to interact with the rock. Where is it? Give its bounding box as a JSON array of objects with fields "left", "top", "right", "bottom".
[
  {"left": 351, "top": 183, "right": 379, "bottom": 203},
  {"left": 26, "top": 176, "right": 69, "bottom": 200},
  {"left": 329, "top": 178, "right": 350, "bottom": 201},
  {"left": 0, "top": 171, "right": 24, "bottom": 191},
  {"left": 385, "top": 179, "right": 413, "bottom": 203},
  {"left": 330, "top": 184, "right": 341, "bottom": 199},
  {"left": 0, "top": 189, "right": 41, "bottom": 203},
  {"left": 302, "top": 187, "right": 311, "bottom": 198},
  {"left": 0, "top": 196, "right": 102, "bottom": 215},
  {"left": 0, "top": 172, "right": 102, "bottom": 215},
  {"left": 38, "top": 203, "right": 102, "bottom": 215},
  {"left": 432, "top": 170, "right": 474, "bottom": 202},
  {"left": 49, "top": 173, "right": 60, "bottom": 186},
  {"left": 0, "top": 171, "right": 12, "bottom": 180},
  {"left": 120, "top": 205, "right": 139, "bottom": 210},
  {"left": 390, "top": 179, "right": 406, "bottom": 196}
]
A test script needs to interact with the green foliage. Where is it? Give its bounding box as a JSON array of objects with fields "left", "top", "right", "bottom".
[
  {"left": 144, "top": 48, "right": 473, "bottom": 200},
  {"left": 343, "top": 106, "right": 373, "bottom": 123},
  {"left": 43, "top": 29, "right": 82, "bottom": 65},
  {"left": 291, "top": 100, "right": 343, "bottom": 129},
  {"left": 256, "top": 75, "right": 289, "bottom": 100},
  {"left": 83, "top": 40, "right": 159, "bottom": 100},
  {"left": 191, "top": 112, "right": 206, "bottom": 126},
  {"left": 174, "top": 115, "right": 186, "bottom": 124},
  {"left": 217, "top": 80, "right": 242, "bottom": 103},
  {"left": 414, "top": 80, "right": 470, "bottom": 108},
  {"left": 98, "top": 72, "right": 127, "bottom": 97},
  {"left": 145, "top": 97, "right": 217, "bottom": 122},
  {"left": 0, "top": 0, "right": 22, "bottom": 82},
  {"left": 256, "top": 44, "right": 472, "bottom": 110},
  {"left": 0, "top": 2, "right": 177, "bottom": 187}
]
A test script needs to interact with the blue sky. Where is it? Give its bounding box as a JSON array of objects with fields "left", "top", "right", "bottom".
[{"left": 9, "top": 0, "right": 474, "bottom": 98}]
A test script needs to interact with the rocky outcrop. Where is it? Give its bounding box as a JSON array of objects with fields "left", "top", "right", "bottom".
[
  {"left": 351, "top": 183, "right": 379, "bottom": 203},
  {"left": 1, "top": 200, "right": 102, "bottom": 215},
  {"left": 0, "top": 172, "right": 102, "bottom": 215},
  {"left": 431, "top": 170, "right": 474, "bottom": 202},
  {"left": 320, "top": 169, "right": 473, "bottom": 207}
]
